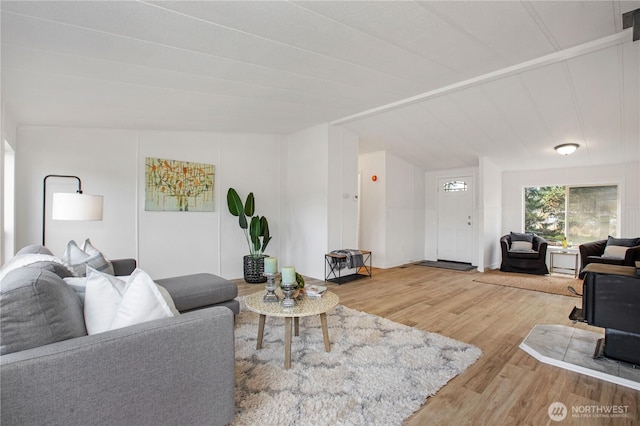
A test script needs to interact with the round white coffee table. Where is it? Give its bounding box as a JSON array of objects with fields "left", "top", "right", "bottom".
[{"left": 244, "top": 290, "right": 339, "bottom": 369}]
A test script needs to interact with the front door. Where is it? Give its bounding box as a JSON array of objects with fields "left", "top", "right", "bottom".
[{"left": 437, "top": 176, "right": 473, "bottom": 263}]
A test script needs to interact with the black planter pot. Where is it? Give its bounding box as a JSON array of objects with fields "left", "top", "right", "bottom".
[{"left": 243, "top": 255, "right": 267, "bottom": 283}]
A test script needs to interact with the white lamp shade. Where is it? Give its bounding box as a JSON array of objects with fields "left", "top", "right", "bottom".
[{"left": 52, "top": 193, "right": 104, "bottom": 221}]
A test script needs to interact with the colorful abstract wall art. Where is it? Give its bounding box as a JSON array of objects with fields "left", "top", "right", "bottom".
[{"left": 145, "top": 157, "right": 215, "bottom": 212}]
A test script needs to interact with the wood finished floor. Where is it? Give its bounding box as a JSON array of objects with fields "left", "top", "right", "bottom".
[{"left": 234, "top": 264, "right": 640, "bottom": 425}]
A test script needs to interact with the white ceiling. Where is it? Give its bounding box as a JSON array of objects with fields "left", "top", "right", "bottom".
[{"left": 2, "top": 1, "right": 639, "bottom": 171}]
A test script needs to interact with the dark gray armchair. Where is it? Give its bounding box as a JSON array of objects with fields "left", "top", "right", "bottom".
[
  {"left": 578, "top": 237, "right": 640, "bottom": 278},
  {"left": 500, "top": 234, "right": 549, "bottom": 275}
]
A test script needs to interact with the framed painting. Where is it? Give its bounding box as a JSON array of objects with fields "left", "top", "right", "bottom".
[{"left": 145, "top": 157, "right": 215, "bottom": 212}]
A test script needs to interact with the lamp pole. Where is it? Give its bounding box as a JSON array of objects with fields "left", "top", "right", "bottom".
[{"left": 42, "top": 175, "right": 82, "bottom": 246}]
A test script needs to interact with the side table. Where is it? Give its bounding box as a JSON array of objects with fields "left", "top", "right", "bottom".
[
  {"left": 549, "top": 249, "right": 579, "bottom": 278},
  {"left": 244, "top": 290, "right": 340, "bottom": 369}
]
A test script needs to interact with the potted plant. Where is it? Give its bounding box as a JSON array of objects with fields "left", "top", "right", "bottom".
[{"left": 227, "top": 188, "right": 272, "bottom": 283}]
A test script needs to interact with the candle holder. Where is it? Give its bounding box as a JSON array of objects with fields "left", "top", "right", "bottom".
[
  {"left": 263, "top": 273, "right": 280, "bottom": 303},
  {"left": 280, "top": 281, "right": 298, "bottom": 309}
]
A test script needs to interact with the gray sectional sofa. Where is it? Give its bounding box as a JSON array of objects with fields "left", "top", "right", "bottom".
[{"left": 0, "top": 245, "right": 238, "bottom": 426}]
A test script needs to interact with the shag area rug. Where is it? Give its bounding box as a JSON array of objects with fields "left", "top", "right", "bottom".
[
  {"left": 233, "top": 301, "right": 482, "bottom": 426},
  {"left": 472, "top": 270, "right": 583, "bottom": 297}
]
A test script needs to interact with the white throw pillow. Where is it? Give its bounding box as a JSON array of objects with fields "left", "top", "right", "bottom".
[
  {"left": 81, "top": 239, "right": 114, "bottom": 273},
  {"left": 109, "top": 269, "right": 175, "bottom": 331},
  {"left": 63, "top": 276, "right": 89, "bottom": 304},
  {"left": 84, "top": 267, "right": 126, "bottom": 334},
  {"left": 510, "top": 241, "right": 533, "bottom": 252},
  {"left": 602, "top": 245, "right": 627, "bottom": 260},
  {"left": 83, "top": 267, "right": 177, "bottom": 335},
  {"left": 62, "top": 240, "right": 114, "bottom": 276}
]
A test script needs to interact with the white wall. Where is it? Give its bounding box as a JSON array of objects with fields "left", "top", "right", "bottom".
[
  {"left": 327, "top": 125, "right": 359, "bottom": 251},
  {"left": 16, "top": 127, "right": 138, "bottom": 261},
  {"left": 359, "top": 151, "right": 386, "bottom": 267},
  {"left": 281, "top": 124, "right": 330, "bottom": 279},
  {"left": 14, "top": 126, "right": 282, "bottom": 279},
  {"left": 218, "top": 133, "right": 282, "bottom": 279},
  {"left": 12, "top": 123, "right": 360, "bottom": 281},
  {"left": 502, "top": 162, "right": 640, "bottom": 239},
  {"left": 386, "top": 154, "right": 425, "bottom": 267},
  {"left": 478, "top": 157, "right": 502, "bottom": 271},
  {"left": 359, "top": 150, "right": 425, "bottom": 268},
  {"left": 137, "top": 131, "right": 281, "bottom": 279},
  {"left": 1, "top": 103, "right": 17, "bottom": 262}
]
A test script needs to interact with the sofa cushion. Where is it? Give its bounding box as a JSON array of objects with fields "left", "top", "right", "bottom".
[
  {"left": 155, "top": 273, "right": 238, "bottom": 312},
  {"left": 84, "top": 267, "right": 176, "bottom": 334},
  {"left": 109, "top": 269, "right": 176, "bottom": 331},
  {"left": 510, "top": 232, "right": 534, "bottom": 243},
  {"left": 586, "top": 255, "right": 623, "bottom": 266},
  {"left": 602, "top": 245, "right": 628, "bottom": 260},
  {"left": 84, "top": 268, "right": 127, "bottom": 334},
  {"left": 63, "top": 276, "right": 89, "bottom": 304},
  {"left": 15, "top": 244, "right": 54, "bottom": 256},
  {"left": 510, "top": 241, "right": 534, "bottom": 252},
  {"left": 0, "top": 268, "right": 87, "bottom": 355},
  {"left": 62, "top": 240, "right": 114, "bottom": 276},
  {"left": 606, "top": 236, "right": 640, "bottom": 247},
  {"left": 0, "top": 253, "right": 74, "bottom": 282},
  {"left": 507, "top": 250, "right": 541, "bottom": 259}
]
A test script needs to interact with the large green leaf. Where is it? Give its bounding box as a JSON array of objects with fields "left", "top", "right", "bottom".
[
  {"left": 227, "top": 188, "right": 241, "bottom": 216},
  {"left": 249, "top": 216, "right": 261, "bottom": 251},
  {"left": 260, "top": 216, "right": 271, "bottom": 252},
  {"left": 227, "top": 188, "right": 247, "bottom": 229},
  {"left": 227, "top": 187, "right": 272, "bottom": 256},
  {"left": 244, "top": 193, "right": 255, "bottom": 217}
]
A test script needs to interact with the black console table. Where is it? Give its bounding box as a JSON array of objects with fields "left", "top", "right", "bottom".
[{"left": 324, "top": 250, "right": 372, "bottom": 284}]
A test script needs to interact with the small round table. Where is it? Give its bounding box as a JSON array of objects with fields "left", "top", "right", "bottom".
[{"left": 244, "top": 290, "right": 339, "bottom": 369}]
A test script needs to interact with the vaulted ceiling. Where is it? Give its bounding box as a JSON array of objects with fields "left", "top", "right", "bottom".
[{"left": 2, "top": 1, "right": 639, "bottom": 171}]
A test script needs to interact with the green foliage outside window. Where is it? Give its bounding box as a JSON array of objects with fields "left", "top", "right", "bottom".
[
  {"left": 524, "top": 185, "right": 618, "bottom": 245},
  {"left": 524, "top": 186, "right": 565, "bottom": 242}
]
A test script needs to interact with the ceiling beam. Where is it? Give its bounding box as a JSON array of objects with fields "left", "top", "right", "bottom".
[{"left": 332, "top": 30, "right": 632, "bottom": 126}]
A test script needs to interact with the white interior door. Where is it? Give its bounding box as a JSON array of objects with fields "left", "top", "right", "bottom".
[{"left": 437, "top": 176, "right": 473, "bottom": 263}]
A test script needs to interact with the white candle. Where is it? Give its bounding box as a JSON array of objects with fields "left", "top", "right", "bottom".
[
  {"left": 264, "top": 257, "right": 277, "bottom": 274},
  {"left": 282, "top": 266, "right": 296, "bottom": 284}
]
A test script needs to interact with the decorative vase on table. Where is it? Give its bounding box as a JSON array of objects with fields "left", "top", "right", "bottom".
[{"left": 244, "top": 255, "right": 268, "bottom": 284}]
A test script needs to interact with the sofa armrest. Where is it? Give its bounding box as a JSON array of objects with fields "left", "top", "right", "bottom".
[
  {"left": 111, "top": 258, "right": 137, "bottom": 276},
  {"left": 532, "top": 236, "right": 548, "bottom": 258},
  {"left": 1, "top": 307, "right": 235, "bottom": 426},
  {"left": 623, "top": 245, "right": 640, "bottom": 266},
  {"left": 500, "top": 236, "right": 510, "bottom": 257},
  {"left": 579, "top": 240, "right": 607, "bottom": 269}
]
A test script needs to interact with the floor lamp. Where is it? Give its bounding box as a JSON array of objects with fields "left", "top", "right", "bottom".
[{"left": 42, "top": 175, "right": 104, "bottom": 246}]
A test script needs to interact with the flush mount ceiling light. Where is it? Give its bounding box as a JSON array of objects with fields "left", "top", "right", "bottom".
[{"left": 554, "top": 143, "right": 579, "bottom": 156}]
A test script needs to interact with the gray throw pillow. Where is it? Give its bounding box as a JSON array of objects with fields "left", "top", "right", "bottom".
[
  {"left": 0, "top": 268, "right": 87, "bottom": 355},
  {"left": 16, "top": 245, "right": 54, "bottom": 256},
  {"left": 510, "top": 232, "right": 534, "bottom": 243},
  {"left": 26, "top": 260, "right": 74, "bottom": 279},
  {"left": 606, "top": 236, "right": 640, "bottom": 247}
]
